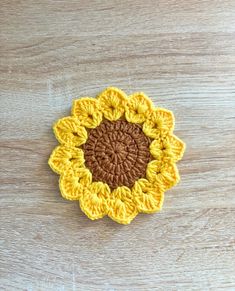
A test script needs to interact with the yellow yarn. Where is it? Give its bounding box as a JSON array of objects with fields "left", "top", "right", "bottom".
[
  {"left": 146, "top": 160, "right": 180, "bottom": 190},
  {"left": 150, "top": 135, "right": 185, "bottom": 162},
  {"left": 143, "top": 108, "right": 175, "bottom": 139},
  {"left": 80, "top": 182, "right": 110, "bottom": 220},
  {"left": 53, "top": 116, "right": 87, "bottom": 147},
  {"left": 132, "top": 178, "right": 164, "bottom": 213},
  {"left": 48, "top": 87, "right": 186, "bottom": 224},
  {"left": 72, "top": 98, "right": 102, "bottom": 128},
  {"left": 48, "top": 145, "right": 84, "bottom": 174},
  {"left": 108, "top": 186, "right": 138, "bottom": 225},
  {"left": 125, "top": 92, "right": 153, "bottom": 123},
  {"left": 59, "top": 167, "right": 92, "bottom": 200},
  {"left": 98, "top": 87, "right": 127, "bottom": 121}
]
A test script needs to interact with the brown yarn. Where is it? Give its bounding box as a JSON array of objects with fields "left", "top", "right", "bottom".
[{"left": 83, "top": 119, "right": 151, "bottom": 189}]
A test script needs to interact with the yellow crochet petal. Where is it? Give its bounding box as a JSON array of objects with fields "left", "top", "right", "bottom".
[
  {"left": 80, "top": 182, "right": 110, "bottom": 220},
  {"left": 125, "top": 92, "right": 153, "bottom": 123},
  {"left": 48, "top": 145, "right": 85, "bottom": 174},
  {"left": 149, "top": 138, "right": 173, "bottom": 162},
  {"left": 132, "top": 178, "right": 164, "bottom": 213},
  {"left": 108, "top": 186, "right": 138, "bottom": 224},
  {"left": 146, "top": 160, "right": 179, "bottom": 190},
  {"left": 98, "top": 87, "right": 127, "bottom": 121},
  {"left": 143, "top": 108, "right": 174, "bottom": 139},
  {"left": 53, "top": 116, "right": 87, "bottom": 146},
  {"left": 150, "top": 134, "right": 185, "bottom": 162},
  {"left": 168, "top": 135, "right": 186, "bottom": 162},
  {"left": 59, "top": 167, "right": 92, "bottom": 200},
  {"left": 72, "top": 97, "right": 102, "bottom": 128}
]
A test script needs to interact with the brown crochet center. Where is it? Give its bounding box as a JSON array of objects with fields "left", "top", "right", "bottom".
[{"left": 83, "top": 119, "right": 151, "bottom": 189}]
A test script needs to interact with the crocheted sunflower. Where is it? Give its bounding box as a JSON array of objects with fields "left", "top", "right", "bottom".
[{"left": 48, "top": 87, "right": 185, "bottom": 224}]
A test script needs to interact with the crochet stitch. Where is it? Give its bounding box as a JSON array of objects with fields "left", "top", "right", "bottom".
[
  {"left": 48, "top": 87, "right": 185, "bottom": 224},
  {"left": 83, "top": 119, "right": 151, "bottom": 189}
]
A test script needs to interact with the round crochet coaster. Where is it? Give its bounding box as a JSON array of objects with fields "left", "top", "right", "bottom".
[{"left": 48, "top": 87, "right": 185, "bottom": 224}]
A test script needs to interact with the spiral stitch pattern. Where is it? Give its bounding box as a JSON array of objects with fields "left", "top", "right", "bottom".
[{"left": 84, "top": 120, "right": 151, "bottom": 189}]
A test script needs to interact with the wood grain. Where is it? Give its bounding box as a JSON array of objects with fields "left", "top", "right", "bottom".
[{"left": 1, "top": 1, "right": 235, "bottom": 290}]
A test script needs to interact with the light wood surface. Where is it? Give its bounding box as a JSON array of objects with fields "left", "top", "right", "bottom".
[{"left": 1, "top": 1, "right": 235, "bottom": 290}]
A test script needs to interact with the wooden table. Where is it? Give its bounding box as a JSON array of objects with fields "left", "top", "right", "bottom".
[{"left": 1, "top": 1, "right": 235, "bottom": 290}]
